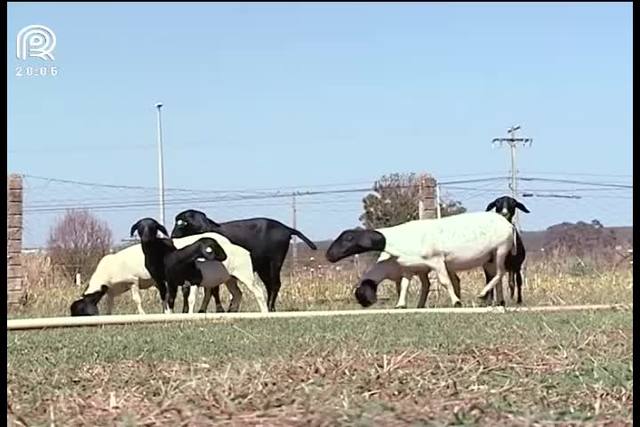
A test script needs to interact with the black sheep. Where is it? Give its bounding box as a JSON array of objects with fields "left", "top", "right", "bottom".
[
  {"left": 171, "top": 209, "right": 317, "bottom": 312},
  {"left": 484, "top": 196, "right": 530, "bottom": 304}
]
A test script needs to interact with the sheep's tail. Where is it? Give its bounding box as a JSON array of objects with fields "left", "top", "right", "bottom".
[{"left": 289, "top": 228, "right": 317, "bottom": 250}]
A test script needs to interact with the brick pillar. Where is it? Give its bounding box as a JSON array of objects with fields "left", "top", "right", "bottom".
[
  {"left": 7, "top": 174, "right": 26, "bottom": 306},
  {"left": 418, "top": 175, "right": 437, "bottom": 219}
]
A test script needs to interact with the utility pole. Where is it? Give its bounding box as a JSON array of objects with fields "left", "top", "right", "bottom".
[
  {"left": 155, "top": 102, "right": 166, "bottom": 226},
  {"left": 291, "top": 191, "right": 298, "bottom": 273},
  {"left": 492, "top": 125, "right": 533, "bottom": 301},
  {"left": 491, "top": 125, "right": 533, "bottom": 229}
]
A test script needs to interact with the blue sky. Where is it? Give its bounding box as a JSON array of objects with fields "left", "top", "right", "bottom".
[{"left": 7, "top": 3, "right": 633, "bottom": 247}]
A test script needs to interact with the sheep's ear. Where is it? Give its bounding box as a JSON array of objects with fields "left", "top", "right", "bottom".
[
  {"left": 202, "top": 240, "right": 227, "bottom": 262},
  {"left": 485, "top": 200, "right": 497, "bottom": 212},
  {"left": 210, "top": 241, "right": 227, "bottom": 262},
  {"left": 157, "top": 224, "right": 169, "bottom": 238},
  {"left": 207, "top": 218, "right": 221, "bottom": 227},
  {"left": 515, "top": 201, "right": 530, "bottom": 213},
  {"left": 130, "top": 220, "right": 143, "bottom": 237}
]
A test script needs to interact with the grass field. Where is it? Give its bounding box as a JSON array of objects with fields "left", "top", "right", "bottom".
[
  {"left": 8, "top": 259, "right": 633, "bottom": 426},
  {"left": 8, "top": 309, "right": 632, "bottom": 426}
]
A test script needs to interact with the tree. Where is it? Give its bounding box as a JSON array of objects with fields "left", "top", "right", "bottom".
[
  {"left": 47, "top": 209, "right": 113, "bottom": 282},
  {"left": 359, "top": 172, "right": 466, "bottom": 229}
]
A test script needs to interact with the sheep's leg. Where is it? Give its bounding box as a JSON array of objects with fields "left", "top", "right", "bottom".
[
  {"left": 210, "top": 285, "right": 225, "bottom": 313},
  {"left": 478, "top": 251, "right": 507, "bottom": 306},
  {"left": 188, "top": 285, "right": 198, "bottom": 313},
  {"left": 131, "top": 282, "right": 145, "bottom": 315},
  {"left": 433, "top": 261, "right": 462, "bottom": 307},
  {"left": 198, "top": 287, "right": 213, "bottom": 313},
  {"left": 181, "top": 284, "right": 189, "bottom": 313},
  {"left": 395, "top": 278, "right": 410, "bottom": 309},
  {"left": 416, "top": 272, "right": 432, "bottom": 308},
  {"left": 494, "top": 272, "right": 505, "bottom": 306},
  {"left": 104, "top": 292, "right": 114, "bottom": 315},
  {"left": 155, "top": 282, "right": 172, "bottom": 314},
  {"left": 257, "top": 267, "right": 274, "bottom": 311},
  {"left": 225, "top": 279, "right": 244, "bottom": 312},
  {"left": 508, "top": 272, "right": 516, "bottom": 300},
  {"left": 165, "top": 283, "right": 178, "bottom": 314},
  {"left": 447, "top": 268, "right": 462, "bottom": 300},
  {"left": 481, "top": 266, "right": 496, "bottom": 306},
  {"left": 240, "top": 275, "right": 269, "bottom": 313},
  {"left": 515, "top": 271, "right": 523, "bottom": 305},
  {"left": 266, "top": 261, "right": 284, "bottom": 312},
  {"left": 394, "top": 280, "right": 402, "bottom": 299}
]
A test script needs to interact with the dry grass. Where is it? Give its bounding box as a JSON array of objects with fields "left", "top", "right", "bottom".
[
  {"left": 7, "top": 310, "right": 633, "bottom": 426},
  {"left": 11, "top": 253, "right": 633, "bottom": 319}
]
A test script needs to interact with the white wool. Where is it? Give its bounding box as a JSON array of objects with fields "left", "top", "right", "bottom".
[
  {"left": 373, "top": 211, "right": 514, "bottom": 305},
  {"left": 379, "top": 211, "right": 513, "bottom": 272},
  {"left": 84, "top": 244, "right": 153, "bottom": 295}
]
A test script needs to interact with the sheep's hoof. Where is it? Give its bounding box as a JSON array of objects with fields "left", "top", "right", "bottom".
[
  {"left": 215, "top": 305, "right": 225, "bottom": 313},
  {"left": 227, "top": 305, "right": 240, "bottom": 313},
  {"left": 453, "top": 301, "right": 462, "bottom": 308},
  {"left": 394, "top": 304, "right": 407, "bottom": 309},
  {"left": 198, "top": 309, "right": 207, "bottom": 314}
]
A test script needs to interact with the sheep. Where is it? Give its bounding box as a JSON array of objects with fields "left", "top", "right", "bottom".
[
  {"left": 131, "top": 218, "right": 269, "bottom": 314},
  {"left": 354, "top": 251, "right": 462, "bottom": 308},
  {"left": 130, "top": 218, "right": 225, "bottom": 313},
  {"left": 484, "top": 196, "right": 529, "bottom": 304},
  {"left": 326, "top": 211, "right": 515, "bottom": 307},
  {"left": 69, "top": 224, "right": 263, "bottom": 316},
  {"left": 69, "top": 243, "right": 166, "bottom": 316},
  {"left": 171, "top": 209, "right": 317, "bottom": 312}
]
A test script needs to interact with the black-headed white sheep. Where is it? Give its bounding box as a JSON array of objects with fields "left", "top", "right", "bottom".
[{"left": 326, "top": 211, "right": 515, "bottom": 307}]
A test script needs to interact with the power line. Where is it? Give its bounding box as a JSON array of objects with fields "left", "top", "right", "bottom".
[
  {"left": 20, "top": 174, "right": 631, "bottom": 214},
  {"left": 518, "top": 177, "right": 632, "bottom": 189}
]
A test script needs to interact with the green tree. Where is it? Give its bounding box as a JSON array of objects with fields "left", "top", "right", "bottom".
[{"left": 359, "top": 172, "right": 466, "bottom": 229}]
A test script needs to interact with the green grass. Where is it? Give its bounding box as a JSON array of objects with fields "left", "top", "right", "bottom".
[{"left": 8, "top": 309, "right": 633, "bottom": 426}]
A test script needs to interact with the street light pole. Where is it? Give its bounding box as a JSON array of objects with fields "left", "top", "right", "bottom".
[{"left": 155, "top": 102, "right": 166, "bottom": 226}]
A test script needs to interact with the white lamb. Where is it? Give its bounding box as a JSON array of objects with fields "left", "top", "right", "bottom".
[{"left": 355, "top": 251, "right": 462, "bottom": 308}]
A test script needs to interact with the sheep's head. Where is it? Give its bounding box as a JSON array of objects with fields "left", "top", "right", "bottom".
[
  {"left": 485, "top": 196, "right": 530, "bottom": 223},
  {"left": 354, "top": 279, "right": 378, "bottom": 307},
  {"left": 325, "top": 228, "right": 385, "bottom": 263},
  {"left": 130, "top": 217, "right": 169, "bottom": 242},
  {"left": 70, "top": 285, "right": 108, "bottom": 316},
  {"left": 172, "top": 210, "right": 220, "bottom": 238},
  {"left": 193, "top": 237, "right": 228, "bottom": 263}
]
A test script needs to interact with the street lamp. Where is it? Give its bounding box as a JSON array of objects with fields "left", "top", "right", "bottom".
[{"left": 155, "top": 102, "right": 166, "bottom": 226}]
